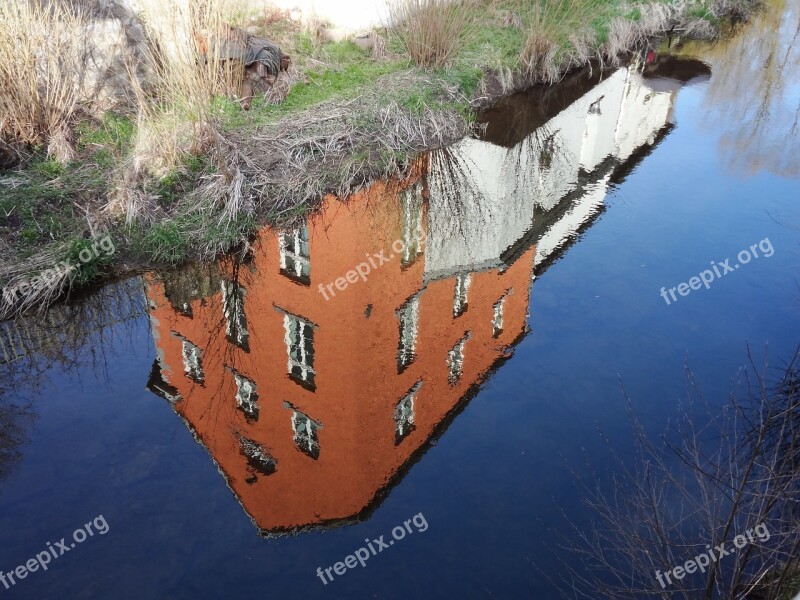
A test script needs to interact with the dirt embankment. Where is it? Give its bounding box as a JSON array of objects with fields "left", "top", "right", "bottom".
[{"left": 0, "top": 0, "right": 760, "bottom": 320}]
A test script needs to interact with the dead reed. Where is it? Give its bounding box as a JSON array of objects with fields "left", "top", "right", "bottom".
[
  {"left": 387, "top": 0, "right": 476, "bottom": 68},
  {"left": 0, "top": 0, "right": 91, "bottom": 163}
]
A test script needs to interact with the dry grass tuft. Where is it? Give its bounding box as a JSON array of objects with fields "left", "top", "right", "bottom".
[
  {"left": 263, "top": 62, "right": 305, "bottom": 105},
  {"left": 109, "top": 0, "right": 250, "bottom": 224},
  {"left": 228, "top": 71, "right": 472, "bottom": 220},
  {"left": 195, "top": 131, "right": 255, "bottom": 226},
  {"left": 0, "top": 1, "right": 91, "bottom": 163},
  {"left": 603, "top": 0, "right": 718, "bottom": 61},
  {"left": 126, "top": 0, "right": 244, "bottom": 174},
  {"left": 387, "top": 0, "right": 476, "bottom": 68},
  {"left": 520, "top": 0, "right": 599, "bottom": 82},
  {"left": 605, "top": 15, "right": 649, "bottom": 58},
  {"left": 0, "top": 249, "right": 73, "bottom": 320}
]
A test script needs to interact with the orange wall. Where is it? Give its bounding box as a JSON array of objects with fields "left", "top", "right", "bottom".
[{"left": 146, "top": 163, "right": 535, "bottom": 533}]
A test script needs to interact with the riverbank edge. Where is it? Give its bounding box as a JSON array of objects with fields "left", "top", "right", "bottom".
[{"left": 0, "top": 0, "right": 760, "bottom": 320}]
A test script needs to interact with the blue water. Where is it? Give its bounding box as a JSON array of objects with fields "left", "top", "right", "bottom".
[{"left": 1, "top": 4, "right": 799, "bottom": 599}]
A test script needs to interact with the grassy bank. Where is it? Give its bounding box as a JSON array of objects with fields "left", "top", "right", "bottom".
[{"left": 0, "top": 0, "right": 757, "bottom": 318}]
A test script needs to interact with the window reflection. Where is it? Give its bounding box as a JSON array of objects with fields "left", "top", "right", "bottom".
[
  {"left": 397, "top": 294, "right": 420, "bottom": 372},
  {"left": 400, "top": 181, "right": 424, "bottom": 268},
  {"left": 221, "top": 279, "right": 249, "bottom": 350},
  {"left": 177, "top": 336, "right": 204, "bottom": 384},
  {"left": 453, "top": 273, "right": 471, "bottom": 317},
  {"left": 394, "top": 382, "right": 421, "bottom": 444},
  {"left": 283, "top": 312, "right": 316, "bottom": 390},
  {"left": 447, "top": 335, "right": 469, "bottom": 385},
  {"left": 291, "top": 409, "right": 320, "bottom": 460},
  {"left": 279, "top": 227, "right": 311, "bottom": 284}
]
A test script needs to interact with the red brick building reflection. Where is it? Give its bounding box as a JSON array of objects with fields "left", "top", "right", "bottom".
[{"left": 145, "top": 159, "right": 534, "bottom": 534}]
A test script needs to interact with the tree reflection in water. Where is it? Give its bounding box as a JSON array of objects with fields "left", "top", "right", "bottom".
[{"left": 682, "top": 0, "right": 800, "bottom": 177}]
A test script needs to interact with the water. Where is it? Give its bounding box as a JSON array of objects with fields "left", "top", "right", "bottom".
[{"left": 1, "top": 2, "right": 799, "bottom": 598}]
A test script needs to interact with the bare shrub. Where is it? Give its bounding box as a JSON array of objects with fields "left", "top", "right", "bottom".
[
  {"left": 563, "top": 349, "right": 800, "bottom": 599},
  {"left": 0, "top": 0, "right": 91, "bottom": 162},
  {"left": 387, "top": 0, "right": 476, "bottom": 68}
]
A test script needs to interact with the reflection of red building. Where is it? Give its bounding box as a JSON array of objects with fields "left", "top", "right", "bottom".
[
  {"left": 145, "top": 158, "right": 534, "bottom": 534},
  {"left": 144, "top": 58, "right": 694, "bottom": 534}
]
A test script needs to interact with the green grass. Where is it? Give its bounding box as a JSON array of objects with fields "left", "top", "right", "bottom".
[
  {"left": 292, "top": 62, "right": 404, "bottom": 103},
  {"left": 396, "top": 82, "right": 439, "bottom": 113},
  {"left": 133, "top": 220, "right": 192, "bottom": 264},
  {"left": 218, "top": 40, "right": 411, "bottom": 131},
  {"left": 0, "top": 112, "right": 135, "bottom": 269},
  {"left": 459, "top": 23, "right": 526, "bottom": 72},
  {"left": 686, "top": 0, "right": 719, "bottom": 24},
  {"left": 126, "top": 207, "right": 258, "bottom": 265},
  {"left": 63, "top": 237, "right": 116, "bottom": 285},
  {"left": 442, "top": 63, "right": 485, "bottom": 96},
  {"left": 151, "top": 153, "right": 208, "bottom": 206},
  {"left": 76, "top": 113, "right": 134, "bottom": 154},
  {"left": 1, "top": 156, "right": 95, "bottom": 252}
]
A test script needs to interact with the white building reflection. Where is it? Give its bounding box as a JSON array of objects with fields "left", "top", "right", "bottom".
[{"left": 425, "top": 60, "right": 701, "bottom": 277}]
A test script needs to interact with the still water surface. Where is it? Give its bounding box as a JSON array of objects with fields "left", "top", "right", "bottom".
[{"left": 1, "top": 2, "right": 799, "bottom": 598}]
